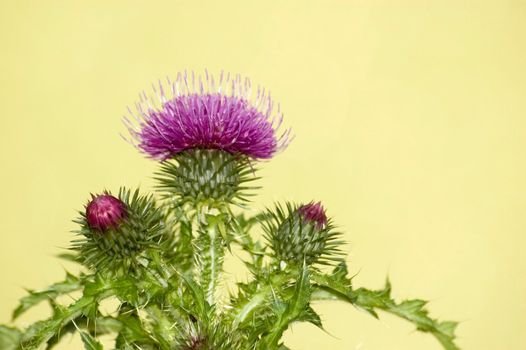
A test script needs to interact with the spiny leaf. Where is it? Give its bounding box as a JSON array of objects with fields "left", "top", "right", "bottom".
[
  {"left": 46, "top": 316, "right": 121, "bottom": 350},
  {"left": 179, "top": 273, "right": 209, "bottom": 319},
  {"left": 20, "top": 275, "right": 139, "bottom": 349},
  {"left": 285, "top": 266, "right": 311, "bottom": 319},
  {"left": 13, "top": 271, "right": 81, "bottom": 320},
  {"left": 310, "top": 269, "right": 459, "bottom": 350},
  {"left": 115, "top": 310, "right": 162, "bottom": 350},
  {"left": 311, "top": 261, "right": 354, "bottom": 304},
  {"left": 83, "top": 274, "right": 137, "bottom": 304},
  {"left": 79, "top": 330, "right": 103, "bottom": 350},
  {"left": 144, "top": 306, "right": 175, "bottom": 349},
  {"left": 296, "top": 305, "right": 323, "bottom": 329},
  {"left": 21, "top": 296, "right": 96, "bottom": 349},
  {"left": 258, "top": 265, "right": 311, "bottom": 349},
  {"left": 353, "top": 280, "right": 460, "bottom": 350}
]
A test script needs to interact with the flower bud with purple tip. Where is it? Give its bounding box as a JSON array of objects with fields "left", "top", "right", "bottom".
[
  {"left": 73, "top": 188, "right": 166, "bottom": 272},
  {"left": 264, "top": 202, "right": 343, "bottom": 266}
]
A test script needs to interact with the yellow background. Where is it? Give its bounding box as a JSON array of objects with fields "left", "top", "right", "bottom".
[{"left": 1, "top": 1, "right": 525, "bottom": 349}]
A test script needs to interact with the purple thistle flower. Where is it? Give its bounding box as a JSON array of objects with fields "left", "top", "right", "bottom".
[
  {"left": 125, "top": 71, "right": 291, "bottom": 160},
  {"left": 86, "top": 194, "right": 127, "bottom": 232},
  {"left": 298, "top": 202, "right": 327, "bottom": 229}
]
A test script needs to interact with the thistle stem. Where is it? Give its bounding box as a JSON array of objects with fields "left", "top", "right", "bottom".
[{"left": 195, "top": 205, "right": 226, "bottom": 306}]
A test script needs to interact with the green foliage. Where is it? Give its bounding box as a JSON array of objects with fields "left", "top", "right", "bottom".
[
  {"left": 311, "top": 263, "right": 459, "bottom": 350},
  {"left": 352, "top": 281, "right": 459, "bottom": 350},
  {"left": 12, "top": 271, "right": 82, "bottom": 320},
  {"left": 1, "top": 151, "right": 460, "bottom": 349}
]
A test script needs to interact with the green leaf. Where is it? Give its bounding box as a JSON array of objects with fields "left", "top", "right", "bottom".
[
  {"left": 13, "top": 272, "right": 81, "bottom": 320},
  {"left": 80, "top": 331, "right": 103, "bottom": 350},
  {"left": 311, "top": 261, "right": 355, "bottom": 304},
  {"left": 179, "top": 273, "right": 209, "bottom": 319},
  {"left": 231, "top": 272, "right": 291, "bottom": 328},
  {"left": 310, "top": 271, "right": 459, "bottom": 350},
  {"left": 45, "top": 316, "right": 120, "bottom": 350},
  {"left": 284, "top": 266, "right": 311, "bottom": 320},
  {"left": 0, "top": 325, "right": 21, "bottom": 350},
  {"left": 21, "top": 296, "right": 96, "bottom": 349},
  {"left": 115, "top": 312, "right": 156, "bottom": 349},
  {"left": 353, "top": 280, "right": 460, "bottom": 350},
  {"left": 83, "top": 274, "right": 137, "bottom": 305},
  {"left": 296, "top": 305, "right": 323, "bottom": 329},
  {"left": 20, "top": 274, "right": 137, "bottom": 349},
  {"left": 258, "top": 265, "right": 311, "bottom": 349},
  {"left": 145, "top": 306, "right": 175, "bottom": 349}
]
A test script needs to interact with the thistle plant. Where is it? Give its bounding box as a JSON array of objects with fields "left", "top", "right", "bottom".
[{"left": 0, "top": 71, "right": 459, "bottom": 350}]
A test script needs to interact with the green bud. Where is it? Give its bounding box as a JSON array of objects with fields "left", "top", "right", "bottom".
[{"left": 264, "top": 202, "right": 344, "bottom": 266}]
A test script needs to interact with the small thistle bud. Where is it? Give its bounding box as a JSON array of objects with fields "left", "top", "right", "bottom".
[
  {"left": 264, "top": 202, "right": 343, "bottom": 266},
  {"left": 73, "top": 188, "right": 167, "bottom": 272},
  {"left": 86, "top": 194, "right": 127, "bottom": 231}
]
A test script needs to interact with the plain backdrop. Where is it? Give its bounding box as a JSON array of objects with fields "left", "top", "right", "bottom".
[{"left": 1, "top": 1, "right": 525, "bottom": 349}]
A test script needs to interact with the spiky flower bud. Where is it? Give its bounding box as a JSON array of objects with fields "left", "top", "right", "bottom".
[
  {"left": 73, "top": 188, "right": 166, "bottom": 272},
  {"left": 86, "top": 194, "right": 127, "bottom": 231},
  {"left": 264, "top": 202, "right": 343, "bottom": 266}
]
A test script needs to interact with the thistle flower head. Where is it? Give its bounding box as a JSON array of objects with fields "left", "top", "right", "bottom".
[
  {"left": 263, "top": 202, "right": 343, "bottom": 266},
  {"left": 86, "top": 194, "right": 127, "bottom": 232},
  {"left": 126, "top": 71, "right": 291, "bottom": 160},
  {"left": 298, "top": 201, "right": 327, "bottom": 229}
]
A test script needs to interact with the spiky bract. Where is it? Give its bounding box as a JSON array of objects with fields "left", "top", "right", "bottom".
[
  {"left": 263, "top": 202, "right": 344, "bottom": 266},
  {"left": 156, "top": 148, "right": 257, "bottom": 207},
  {"left": 72, "top": 188, "right": 167, "bottom": 272},
  {"left": 125, "top": 71, "right": 291, "bottom": 160}
]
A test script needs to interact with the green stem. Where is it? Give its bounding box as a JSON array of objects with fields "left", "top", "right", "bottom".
[
  {"left": 195, "top": 205, "right": 226, "bottom": 306},
  {"left": 205, "top": 223, "right": 220, "bottom": 305}
]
